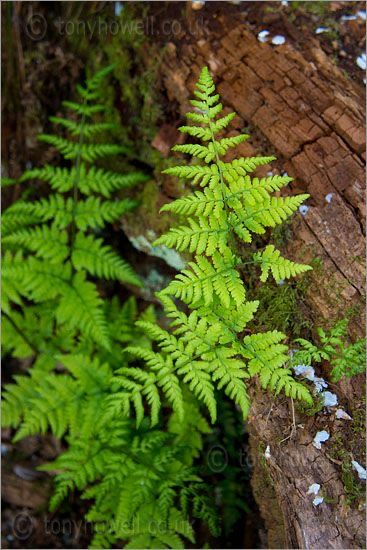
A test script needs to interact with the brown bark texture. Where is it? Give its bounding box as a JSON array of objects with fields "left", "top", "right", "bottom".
[{"left": 139, "top": 8, "right": 366, "bottom": 549}]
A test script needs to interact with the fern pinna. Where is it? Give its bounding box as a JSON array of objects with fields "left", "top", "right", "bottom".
[
  {"left": 129, "top": 66, "right": 313, "bottom": 422},
  {"left": 2, "top": 66, "right": 146, "bottom": 352}
]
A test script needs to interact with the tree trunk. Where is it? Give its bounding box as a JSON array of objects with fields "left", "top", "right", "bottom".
[{"left": 137, "top": 5, "right": 366, "bottom": 548}]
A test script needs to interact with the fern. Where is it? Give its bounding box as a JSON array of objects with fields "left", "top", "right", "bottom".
[
  {"left": 254, "top": 244, "right": 312, "bottom": 282},
  {"left": 137, "top": 66, "right": 313, "bottom": 418},
  {"left": 2, "top": 66, "right": 144, "bottom": 348},
  {"left": 292, "top": 319, "right": 366, "bottom": 382},
  {"left": 1, "top": 67, "right": 222, "bottom": 549}
]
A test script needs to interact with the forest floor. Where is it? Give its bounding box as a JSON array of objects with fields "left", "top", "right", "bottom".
[{"left": 2, "top": 2, "right": 365, "bottom": 548}]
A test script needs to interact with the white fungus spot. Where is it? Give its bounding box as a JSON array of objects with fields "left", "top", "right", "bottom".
[
  {"left": 258, "top": 30, "right": 270, "bottom": 43},
  {"left": 325, "top": 193, "right": 333, "bottom": 203},
  {"left": 357, "top": 10, "right": 366, "bottom": 20},
  {"left": 313, "top": 496, "right": 324, "bottom": 506},
  {"left": 293, "top": 364, "right": 315, "bottom": 380},
  {"left": 272, "top": 35, "right": 286, "bottom": 45},
  {"left": 313, "top": 430, "right": 330, "bottom": 449},
  {"left": 265, "top": 445, "right": 271, "bottom": 459},
  {"left": 307, "top": 483, "right": 321, "bottom": 495},
  {"left": 321, "top": 391, "right": 338, "bottom": 407},
  {"left": 293, "top": 365, "right": 328, "bottom": 393},
  {"left": 356, "top": 53, "right": 367, "bottom": 70},
  {"left": 314, "top": 377, "right": 328, "bottom": 393},
  {"left": 315, "top": 27, "right": 330, "bottom": 34},
  {"left": 341, "top": 14, "right": 358, "bottom": 21},
  {"left": 351, "top": 460, "right": 367, "bottom": 480},
  {"left": 299, "top": 205, "right": 309, "bottom": 216},
  {"left": 267, "top": 170, "right": 274, "bottom": 176},
  {"left": 336, "top": 409, "right": 352, "bottom": 420}
]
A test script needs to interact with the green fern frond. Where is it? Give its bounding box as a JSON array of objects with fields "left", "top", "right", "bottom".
[
  {"left": 156, "top": 66, "right": 313, "bottom": 417},
  {"left": 19, "top": 164, "right": 147, "bottom": 197},
  {"left": 154, "top": 216, "right": 229, "bottom": 255},
  {"left": 160, "top": 185, "right": 224, "bottom": 217},
  {"left": 254, "top": 245, "right": 312, "bottom": 282},
  {"left": 38, "top": 134, "right": 128, "bottom": 162},
  {"left": 3, "top": 255, "right": 71, "bottom": 302},
  {"left": 3, "top": 225, "right": 69, "bottom": 264},
  {"left": 61, "top": 101, "right": 106, "bottom": 116},
  {"left": 222, "top": 156, "right": 277, "bottom": 174},
  {"left": 163, "top": 250, "right": 245, "bottom": 308},
  {"left": 74, "top": 197, "right": 138, "bottom": 230},
  {"left": 56, "top": 272, "right": 110, "bottom": 349},
  {"left": 49, "top": 117, "right": 116, "bottom": 138},
  {"left": 72, "top": 232, "right": 141, "bottom": 286},
  {"left": 162, "top": 164, "right": 218, "bottom": 187},
  {"left": 5, "top": 195, "right": 137, "bottom": 231}
]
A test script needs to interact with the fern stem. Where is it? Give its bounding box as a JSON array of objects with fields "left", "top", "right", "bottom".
[
  {"left": 70, "top": 101, "right": 87, "bottom": 252},
  {"left": 3, "top": 311, "right": 39, "bottom": 355},
  {"left": 206, "top": 110, "right": 236, "bottom": 250}
]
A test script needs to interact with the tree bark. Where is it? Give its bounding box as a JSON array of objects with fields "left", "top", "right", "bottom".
[{"left": 138, "top": 6, "right": 366, "bottom": 548}]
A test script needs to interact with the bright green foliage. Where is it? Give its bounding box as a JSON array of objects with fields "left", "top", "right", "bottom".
[
  {"left": 144, "top": 66, "right": 313, "bottom": 417},
  {"left": 292, "top": 319, "right": 366, "bottom": 382},
  {"left": 254, "top": 244, "right": 312, "bottom": 282},
  {"left": 2, "top": 300, "right": 218, "bottom": 548},
  {"left": 2, "top": 67, "right": 221, "bottom": 549},
  {"left": 2, "top": 66, "right": 144, "bottom": 349}
]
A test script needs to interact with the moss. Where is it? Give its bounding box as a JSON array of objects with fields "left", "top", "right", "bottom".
[
  {"left": 289, "top": 1, "right": 329, "bottom": 17},
  {"left": 330, "top": 434, "right": 366, "bottom": 506},
  {"left": 351, "top": 404, "right": 366, "bottom": 436},
  {"left": 248, "top": 273, "right": 313, "bottom": 337},
  {"left": 136, "top": 180, "right": 173, "bottom": 234},
  {"left": 295, "top": 394, "right": 324, "bottom": 416},
  {"left": 64, "top": 4, "right": 164, "bottom": 169}
]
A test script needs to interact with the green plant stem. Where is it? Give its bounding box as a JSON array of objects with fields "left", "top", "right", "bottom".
[
  {"left": 3, "top": 311, "right": 38, "bottom": 355},
  {"left": 70, "top": 101, "right": 87, "bottom": 252}
]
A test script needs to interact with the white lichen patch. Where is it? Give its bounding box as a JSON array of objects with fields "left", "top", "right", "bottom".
[
  {"left": 293, "top": 364, "right": 315, "bottom": 379},
  {"left": 313, "top": 496, "right": 324, "bottom": 506},
  {"left": 258, "top": 30, "right": 270, "bottom": 43},
  {"left": 314, "top": 377, "right": 328, "bottom": 393},
  {"left": 351, "top": 460, "right": 367, "bottom": 480},
  {"left": 335, "top": 409, "right": 352, "bottom": 420},
  {"left": 265, "top": 445, "right": 271, "bottom": 459},
  {"left": 321, "top": 391, "right": 338, "bottom": 407},
  {"left": 299, "top": 205, "right": 309, "bottom": 216},
  {"left": 315, "top": 27, "right": 330, "bottom": 34},
  {"left": 272, "top": 35, "right": 286, "bottom": 45},
  {"left": 341, "top": 14, "right": 358, "bottom": 21},
  {"left": 325, "top": 193, "right": 333, "bottom": 203},
  {"left": 293, "top": 364, "right": 329, "bottom": 395},
  {"left": 356, "top": 53, "right": 367, "bottom": 70},
  {"left": 129, "top": 234, "right": 186, "bottom": 271},
  {"left": 307, "top": 483, "right": 321, "bottom": 495},
  {"left": 313, "top": 430, "right": 330, "bottom": 449},
  {"left": 307, "top": 483, "right": 323, "bottom": 505}
]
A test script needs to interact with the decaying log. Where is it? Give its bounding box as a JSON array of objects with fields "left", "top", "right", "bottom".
[{"left": 137, "top": 7, "right": 366, "bottom": 548}]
